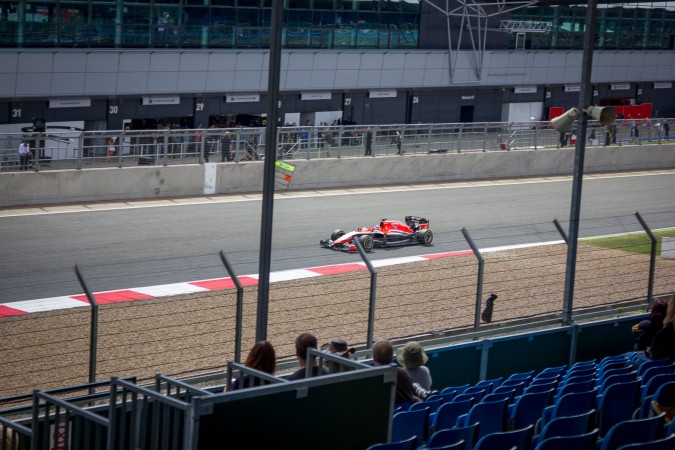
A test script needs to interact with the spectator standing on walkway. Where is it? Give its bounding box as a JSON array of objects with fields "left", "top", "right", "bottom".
[
  {"left": 649, "top": 293, "right": 675, "bottom": 361},
  {"left": 372, "top": 339, "right": 421, "bottom": 405},
  {"left": 364, "top": 129, "right": 373, "bottom": 156},
  {"left": 286, "top": 332, "right": 328, "bottom": 380},
  {"left": 395, "top": 130, "right": 403, "bottom": 154},
  {"left": 396, "top": 341, "right": 433, "bottom": 391},
  {"left": 664, "top": 121, "right": 670, "bottom": 140},
  {"left": 221, "top": 131, "right": 232, "bottom": 162},
  {"left": 18, "top": 140, "right": 31, "bottom": 170},
  {"left": 228, "top": 340, "right": 277, "bottom": 391}
]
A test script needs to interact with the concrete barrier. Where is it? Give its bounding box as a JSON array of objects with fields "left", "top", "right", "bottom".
[{"left": 1, "top": 144, "right": 674, "bottom": 207}]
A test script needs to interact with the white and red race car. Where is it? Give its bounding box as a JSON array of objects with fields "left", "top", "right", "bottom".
[{"left": 320, "top": 216, "right": 433, "bottom": 252}]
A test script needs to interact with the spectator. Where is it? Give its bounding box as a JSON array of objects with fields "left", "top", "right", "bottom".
[
  {"left": 396, "top": 341, "right": 433, "bottom": 391},
  {"left": 372, "top": 339, "right": 421, "bottom": 405},
  {"left": 321, "top": 338, "right": 356, "bottom": 359},
  {"left": 664, "top": 121, "right": 670, "bottom": 140},
  {"left": 364, "top": 129, "right": 373, "bottom": 156},
  {"left": 221, "top": 131, "right": 232, "bottom": 162},
  {"left": 395, "top": 130, "right": 403, "bottom": 155},
  {"left": 18, "top": 140, "right": 31, "bottom": 171},
  {"left": 649, "top": 293, "right": 675, "bottom": 361},
  {"left": 632, "top": 299, "right": 668, "bottom": 352},
  {"left": 227, "top": 340, "right": 277, "bottom": 391},
  {"left": 286, "top": 332, "right": 328, "bottom": 380}
]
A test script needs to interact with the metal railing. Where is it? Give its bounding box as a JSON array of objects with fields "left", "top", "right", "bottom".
[{"left": 1, "top": 119, "right": 671, "bottom": 172}]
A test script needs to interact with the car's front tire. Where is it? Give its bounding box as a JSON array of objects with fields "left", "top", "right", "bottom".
[
  {"left": 358, "top": 235, "right": 374, "bottom": 252},
  {"left": 331, "top": 229, "right": 346, "bottom": 240}
]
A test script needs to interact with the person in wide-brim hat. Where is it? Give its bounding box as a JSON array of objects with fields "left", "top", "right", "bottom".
[{"left": 396, "top": 341, "right": 433, "bottom": 390}]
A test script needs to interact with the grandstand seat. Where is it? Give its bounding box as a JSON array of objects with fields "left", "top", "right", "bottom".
[
  {"left": 615, "top": 433, "right": 675, "bottom": 450},
  {"left": 553, "top": 379, "right": 596, "bottom": 403},
  {"left": 636, "top": 359, "right": 671, "bottom": 379},
  {"left": 533, "top": 428, "right": 599, "bottom": 450},
  {"left": 641, "top": 373, "right": 675, "bottom": 400},
  {"left": 597, "top": 380, "right": 641, "bottom": 436},
  {"left": 507, "top": 370, "right": 536, "bottom": 383},
  {"left": 524, "top": 380, "right": 558, "bottom": 394},
  {"left": 483, "top": 389, "right": 517, "bottom": 404},
  {"left": 560, "top": 374, "right": 596, "bottom": 390},
  {"left": 598, "top": 372, "right": 639, "bottom": 396},
  {"left": 427, "top": 391, "right": 457, "bottom": 405},
  {"left": 474, "top": 378, "right": 503, "bottom": 394},
  {"left": 419, "top": 422, "right": 479, "bottom": 450},
  {"left": 456, "top": 397, "right": 509, "bottom": 440},
  {"left": 534, "top": 366, "right": 566, "bottom": 379},
  {"left": 366, "top": 435, "right": 418, "bottom": 450},
  {"left": 508, "top": 388, "right": 556, "bottom": 430},
  {"left": 410, "top": 397, "right": 443, "bottom": 415},
  {"left": 497, "top": 381, "right": 526, "bottom": 397},
  {"left": 531, "top": 408, "right": 596, "bottom": 449},
  {"left": 642, "top": 365, "right": 675, "bottom": 388},
  {"left": 472, "top": 424, "right": 534, "bottom": 450},
  {"left": 597, "top": 413, "right": 666, "bottom": 450},
  {"left": 571, "top": 360, "right": 597, "bottom": 369},
  {"left": 532, "top": 373, "right": 562, "bottom": 385},
  {"left": 456, "top": 387, "right": 487, "bottom": 403},
  {"left": 426, "top": 440, "right": 466, "bottom": 450},
  {"left": 442, "top": 384, "right": 470, "bottom": 395},
  {"left": 430, "top": 398, "right": 474, "bottom": 433},
  {"left": 563, "top": 368, "right": 597, "bottom": 382},
  {"left": 392, "top": 408, "right": 428, "bottom": 447},
  {"left": 537, "top": 388, "right": 598, "bottom": 434},
  {"left": 597, "top": 360, "right": 629, "bottom": 377}
]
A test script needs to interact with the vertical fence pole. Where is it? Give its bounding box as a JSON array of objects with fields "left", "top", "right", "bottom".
[
  {"left": 352, "top": 237, "right": 378, "bottom": 349},
  {"left": 635, "top": 212, "right": 657, "bottom": 306},
  {"left": 461, "top": 228, "right": 484, "bottom": 333},
  {"left": 73, "top": 265, "right": 98, "bottom": 389},
  {"left": 219, "top": 250, "right": 245, "bottom": 363}
]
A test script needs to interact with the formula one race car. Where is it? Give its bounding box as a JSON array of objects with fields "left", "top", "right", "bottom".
[{"left": 320, "top": 216, "right": 433, "bottom": 252}]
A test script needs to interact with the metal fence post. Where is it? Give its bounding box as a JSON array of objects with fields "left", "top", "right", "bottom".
[
  {"left": 461, "top": 227, "right": 484, "bottom": 333},
  {"left": 553, "top": 218, "right": 569, "bottom": 245},
  {"left": 73, "top": 265, "right": 98, "bottom": 389},
  {"left": 635, "top": 212, "right": 657, "bottom": 306},
  {"left": 352, "top": 237, "right": 378, "bottom": 349},
  {"left": 219, "top": 250, "right": 245, "bottom": 363}
]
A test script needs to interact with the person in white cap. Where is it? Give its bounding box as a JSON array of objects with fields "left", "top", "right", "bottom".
[{"left": 396, "top": 341, "right": 432, "bottom": 391}]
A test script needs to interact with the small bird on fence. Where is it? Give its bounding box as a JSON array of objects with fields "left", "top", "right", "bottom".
[{"left": 481, "top": 293, "right": 498, "bottom": 323}]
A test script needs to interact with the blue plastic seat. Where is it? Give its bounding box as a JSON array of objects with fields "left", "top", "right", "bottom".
[
  {"left": 472, "top": 424, "right": 534, "bottom": 450},
  {"left": 367, "top": 435, "right": 418, "bottom": 450},
  {"left": 598, "top": 371, "right": 638, "bottom": 396},
  {"left": 509, "top": 388, "right": 555, "bottom": 430},
  {"left": 563, "top": 367, "right": 596, "bottom": 382},
  {"left": 482, "top": 389, "right": 517, "bottom": 404},
  {"left": 431, "top": 398, "right": 474, "bottom": 433},
  {"left": 538, "top": 388, "right": 598, "bottom": 434},
  {"left": 457, "top": 398, "right": 508, "bottom": 440},
  {"left": 641, "top": 365, "right": 675, "bottom": 388},
  {"left": 392, "top": 408, "right": 428, "bottom": 447},
  {"left": 507, "top": 370, "right": 536, "bottom": 383},
  {"left": 553, "top": 379, "right": 596, "bottom": 403},
  {"left": 560, "top": 374, "right": 596, "bottom": 390},
  {"left": 474, "top": 377, "right": 503, "bottom": 394},
  {"left": 497, "top": 381, "right": 526, "bottom": 397},
  {"left": 410, "top": 397, "right": 443, "bottom": 415},
  {"left": 420, "top": 422, "right": 479, "bottom": 450},
  {"left": 426, "top": 440, "right": 466, "bottom": 450},
  {"left": 535, "top": 366, "right": 566, "bottom": 379},
  {"left": 597, "top": 413, "right": 666, "bottom": 450},
  {"left": 442, "top": 384, "right": 470, "bottom": 395},
  {"left": 531, "top": 408, "right": 596, "bottom": 449},
  {"left": 636, "top": 359, "right": 671, "bottom": 379},
  {"left": 533, "top": 428, "right": 599, "bottom": 450},
  {"left": 596, "top": 380, "right": 641, "bottom": 436},
  {"left": 525, "top": 380, "right": 559, "bottom": 394},
  {"left": 616, "top": 433, "right": 675, "bottom": 450}
]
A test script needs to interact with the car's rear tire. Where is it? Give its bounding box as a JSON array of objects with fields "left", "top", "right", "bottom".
[
  {"left": 358, "top": 235, "right": 374, "bottom": 252},
  {"left": 417, "top": 229, "right": 433, "bottom": 245},
  {"left": 331, "top": 229, "right": 346, "bottom": 240}
]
